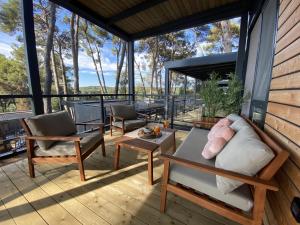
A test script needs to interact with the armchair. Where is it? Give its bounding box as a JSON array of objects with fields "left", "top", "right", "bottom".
[
  {"left": 20, "top": 110, "right": 106, "bottom": 181},
  {"left": 110, "top": 104, "right": 148, "bottom": 136}
]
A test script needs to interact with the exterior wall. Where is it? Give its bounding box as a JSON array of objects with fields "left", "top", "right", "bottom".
[{"left": 264, "top": 0, "right": 300, "bottom": 224}]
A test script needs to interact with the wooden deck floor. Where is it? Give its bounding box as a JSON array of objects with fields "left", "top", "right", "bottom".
[{"left": 0, "top": 131, "right": 240, "bottom": 225}]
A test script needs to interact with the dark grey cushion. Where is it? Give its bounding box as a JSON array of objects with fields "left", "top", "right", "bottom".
[
  {"left": 169, "top": 127, "right": 254, "bottom": 212},
  {"left": 35, "top": 131, "right": 102, "bottom": 156},
  {"left": 111, "top": 104, "right": 137, "bottom": 121},
  {"left": 112, "top": 119, "right": 146, "bottom": 131},
  {"left": 25, "top": 111, "right": 77, "bottom": 150}
]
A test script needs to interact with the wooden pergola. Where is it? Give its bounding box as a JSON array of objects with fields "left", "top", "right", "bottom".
[{"left": 21, "top": 0, "right": 263, "bottom": 115}]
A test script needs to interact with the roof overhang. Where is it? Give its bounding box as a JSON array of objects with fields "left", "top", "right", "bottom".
[
  {"left": 164, "top": 52, "right": 237, "bottom": 80},
  {"left": 49, "top": 0, "right": 256, "bottom": 41}
]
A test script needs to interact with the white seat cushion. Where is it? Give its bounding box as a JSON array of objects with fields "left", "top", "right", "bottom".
[
  {"left": 169, "top": 127, "right": 254, "bottom": 212},
  {"left": 35, "top": 131, "right": 102, "bottom": 156}
]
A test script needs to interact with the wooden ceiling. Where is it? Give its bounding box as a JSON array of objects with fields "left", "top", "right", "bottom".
[{"left": 51, "top": 0, "right": 250, "bottom": 40}]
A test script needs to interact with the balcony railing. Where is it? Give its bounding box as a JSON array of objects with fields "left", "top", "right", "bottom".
[{"left": 0, "top": 93, "right": 202, "bottom": 158}]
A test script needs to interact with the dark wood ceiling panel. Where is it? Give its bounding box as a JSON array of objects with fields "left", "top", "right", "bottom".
[
  {"left": 77, "top": 0, "right": 145, "bottom": 18},
  {"left": 115, "top": 0, "right": 238, "bottom": 34}
]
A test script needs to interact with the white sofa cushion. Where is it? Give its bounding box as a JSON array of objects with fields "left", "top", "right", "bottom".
[
  {"left": 169, "top": 127, "right": 254, "bottom": 211},
  {"left": 230, "top": 117, "right": 251, "bottom": 132},
  {"left": 226, "top": 113, "right": 241, "bottom": 122},
  {"left": 215, "top": 126, "right": 275, "bottom": 194},
  {"left": 25, "top": 111, "right": 77, "bottom": 150}
]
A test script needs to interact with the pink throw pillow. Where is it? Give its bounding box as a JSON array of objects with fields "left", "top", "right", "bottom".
[
  {"left": 207, "top": 118, "right": 234, "bottom": 140},
  {"left": 213, "top": 126, "right": 235, "bottom": 141},
  {"left": 202, "top": 137, "right": 227, "bottom": 159},
  {"left": 217, "top": 118, "right": 232, "bottom": 127}
]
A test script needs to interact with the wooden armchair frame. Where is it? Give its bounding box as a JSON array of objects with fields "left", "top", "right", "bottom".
[
  {"left": 20, "top": 119, "right": 106, "bottom": 181},
  {"left": 160, "top": 117, "right": 289, "bottom": 225},
  {"left": 109, "top": 105, "right": 149, "bottom": 136}
]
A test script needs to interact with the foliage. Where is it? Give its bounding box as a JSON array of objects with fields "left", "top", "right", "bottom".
[
  {"left": 0, "top": 0, "right": 21, "bottom": 34},
  {"left": 199, "top": 72, "right": 223, "bottom": 118},
  {"left": 200, "top": 72, "right": 248, "bottom": 117},
  {"left": 222, "top": 72, "right": 249, "bottom": 115},
  {"left": 194, "top": 19, "right": 240, "bottom": 53}
]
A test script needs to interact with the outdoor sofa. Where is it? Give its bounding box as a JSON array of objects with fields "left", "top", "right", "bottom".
[{"left": 160, "top": 114, "right": 289, "bottom": 225}]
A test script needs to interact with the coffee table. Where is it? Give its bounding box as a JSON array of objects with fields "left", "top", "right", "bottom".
[{"left": 114, "top": 127, "right": 176, "bottom": 185}]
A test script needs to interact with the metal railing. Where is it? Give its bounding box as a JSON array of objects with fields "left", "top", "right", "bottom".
[{"left": 0, "top": 93, "right": 201, "bottom": 158}]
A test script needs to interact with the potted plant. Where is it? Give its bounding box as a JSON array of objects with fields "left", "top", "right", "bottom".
[
  {"left": 199, "top": 72, "right": 224, "bottom": 128},
  {"left": 222, "top": 72, "right": 249, "bottom": 115}
]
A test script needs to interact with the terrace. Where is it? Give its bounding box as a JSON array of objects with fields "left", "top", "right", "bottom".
[{"left": 0, "top": 0, "right": 299, "bottom": 225}]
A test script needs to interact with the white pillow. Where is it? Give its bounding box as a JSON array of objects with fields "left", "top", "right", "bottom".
[
  {"left": 226, "top": 114, "right": 241, "bottom": 122},
  {"left": 230, "top": 118, "right": 251, "bottom": 132},
  {"left": 215, "top": 127, "right": 275, "bottom": 194}
]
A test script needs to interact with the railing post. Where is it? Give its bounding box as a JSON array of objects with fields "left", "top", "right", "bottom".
[
  {"left": 100, "top": 95, "right": 105, "bottom": 123},
  {"left": 170, "top": 96, "right": 175, "bottom": 129}
]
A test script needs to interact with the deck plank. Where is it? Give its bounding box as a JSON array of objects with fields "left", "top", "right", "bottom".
[
  {"left": 1, "top": 163, "right": 81, "bottom": 225},
  {"left": 0, "top": 168, "right": 47, "bottom": 225}
]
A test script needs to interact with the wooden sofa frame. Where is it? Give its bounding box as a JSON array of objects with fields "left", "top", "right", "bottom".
[
  {"left": 109, "top": 105, "right": 149, "bottom": 136},
  {"left": 160, "top": 117, "right": 289, "bottom": 225},
  {"left": 20, "top": 119, "right": 106, "bottom": 181}
]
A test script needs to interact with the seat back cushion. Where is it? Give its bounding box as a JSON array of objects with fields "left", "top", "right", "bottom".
[
  {"left": 111, "top": 104, "right": 137, "bottom": 121},
  {"left": 215, "top": 126, "right": 275, "bottom": 194},
  {"left": 230, "top": 117, "right": 251, "bottom": 132},
  {"left": 25, "top": 111, "right": 76, "bottom": 150},
  {"left": 226, "top": 113, "right": 241, "bottom": 122}
]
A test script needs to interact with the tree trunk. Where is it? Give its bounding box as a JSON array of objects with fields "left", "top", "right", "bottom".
[
  {"left": 95, "top": 44, "right": 108, "bottom": 94},
  {"left": 58, "top": 41, "right": 68, "bottom": 96},
  {"left": 71, "top": 13, "right": 80, "bottom": 94},
  {"left": 134, "top": 59, "right": 146, "bottom": 95},
  {"left": 220, "top": 20, "right": 232, "bottom": 53},
  {"left": 115, "top": 41, "right": 126, "bottom": 95},
  {"left": 51, "top": 49, "right": 60, "bottom": 95},
  {"left": 82, "top": 22, "right": 105, "bottom": 94},
  {"left": 43, "top": 3, "right": 56, "bottom": 113}
]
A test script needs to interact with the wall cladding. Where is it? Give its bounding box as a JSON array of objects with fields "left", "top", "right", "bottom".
[{"left": 264, "top": 0, "right": 300, "bottom": 224}]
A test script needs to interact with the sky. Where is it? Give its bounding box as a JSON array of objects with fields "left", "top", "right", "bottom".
[{"left": 0, "top": 1, "right": 240, "bottom": 88}]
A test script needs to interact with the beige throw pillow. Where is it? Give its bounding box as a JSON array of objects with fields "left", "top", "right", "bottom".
[{"left": 215, "top": 127, "right": 275, "bottom": 194}]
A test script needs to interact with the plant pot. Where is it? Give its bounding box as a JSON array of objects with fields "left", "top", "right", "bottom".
[{"left": 201, "top": 116, "right": 223, "bottom": 129}]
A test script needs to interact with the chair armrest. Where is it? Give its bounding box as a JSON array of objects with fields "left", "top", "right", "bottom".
[
  {"left": 75, "top": 122, "right": 104, "bottom": 127},
  {"left": 193, "top": 120, "right": 216, "bottom": 127},
  {"left": 26, "top": 135, "right": 81, "bottom": 142},
  {"left": 137, "top": 112, "right": 150, "bottom": 119},
  {"left": 111, "top": 115, "right": 125, "bottom": 121},
  {"left": 160, "top": 154, "right": 278, "bottom": 191}
]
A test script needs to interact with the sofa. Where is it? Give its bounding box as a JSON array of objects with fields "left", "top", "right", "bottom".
[{"left": 160, "top": 114, "right": 289, "bottom": 225}]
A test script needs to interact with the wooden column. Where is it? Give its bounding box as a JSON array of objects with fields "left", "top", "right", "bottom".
[
  {"left": 21, "top": 0, "right": 44, "bottom": 115},
  {"left": 127, "top": 40, "right": 135, "bottom": 102}
]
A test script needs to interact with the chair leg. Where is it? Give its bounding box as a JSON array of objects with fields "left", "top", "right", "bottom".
[
  {"left": 78, "top": 159, "right": 86, "bottom": 181},
  {"left": 101, "top": 139, "right": 106, "bottom": 157},
  {"left": 160, "top": 160, "right": 170, "bottom": 212},
  {"left": 252, "top": 187, "right": 267, "bottom": 225},
  {"left": 28, "top": 159, "right": 35, "bottom": 178},
  {"left": 110, "top": 127, "right": 113, "bottom": 136}
]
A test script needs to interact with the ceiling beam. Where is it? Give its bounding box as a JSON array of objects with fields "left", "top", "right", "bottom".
[
  {"left": 132, "top": 1, "right": 248, "bottom": 40},
  {"left": 50, "top": 0, "right": 130, "bottom": 41},
  {"left": 108, "top": 0, "right": 168, "bottom": 25}
]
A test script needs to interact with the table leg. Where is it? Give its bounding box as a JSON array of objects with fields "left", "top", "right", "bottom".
[
  {"left": 148, "top": 151, "right": 153, "bottom": 185},
  {"left": 114, "top": 144, "right": 120, "bottom": 170}
]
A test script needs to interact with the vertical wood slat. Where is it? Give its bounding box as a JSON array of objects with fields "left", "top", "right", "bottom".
[{"left": 265, "top": 0, "right": 300, "bottom": 223}]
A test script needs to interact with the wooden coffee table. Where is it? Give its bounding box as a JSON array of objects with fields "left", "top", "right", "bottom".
[{"left": 114, "top": 128, "right": 176, "bottom": 185}]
